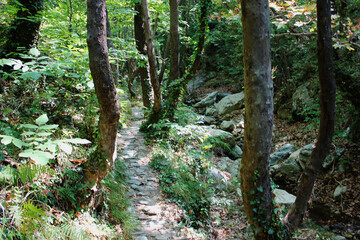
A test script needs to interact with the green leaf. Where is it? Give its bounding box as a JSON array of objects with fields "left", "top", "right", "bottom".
[
  {"left": 58, "top": 143, "right": 72, "bottom": 154},
  {"left": 13, "top": 60, "right": 22, "bottom": 70},
  {"left": 12, "top": 138, "right": 26, "bottom": 148},
  {"left": 21, "top": 131, "right": 36, "bottom": 136},
  {"left": 21, "top": 124, "right": 38, "bottom": 129},
  {"left": 19, "top": 149, "right": 34, "bottom": 158},
  {"left": 37, "top": 132, "right": 53, "bottom": 137},
  {"left": 30, "top": 151, "right": 52, "bottom": 165},
  {"left": 36, "top": 114, "right": 49, "bottom": 125},
  {"left": 38, "top": 124, "right": 58, "bottom": 130},
  {"left": 1, "top": 59, "right": 16, "bottom": 66},
  {"left": 0, "top": 136, "right": 12, "bottom": 145},
  {"left": 29, "top": 48, "right": 40, "bottom": 57},
  {"left": 21, "top": 72, "right": 42, "bottom": 80},
  {"left": 63, "top": 138, "right": 91, "bottom": 144}
]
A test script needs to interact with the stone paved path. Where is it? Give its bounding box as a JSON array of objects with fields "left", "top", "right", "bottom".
[{"left": 117, "top": 108, "right": 194, "bottom": 240}]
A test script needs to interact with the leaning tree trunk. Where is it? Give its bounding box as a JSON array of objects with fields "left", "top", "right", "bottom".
[
  {"left": 239, "top": 1, "right": 285, "bottom": 239},
  {"left": 134, "top": 2, "right": 151, "bottom": 109},
  {"left": 86, "top": 0, "right": 120, "bottom": 184},
  {"left": 1, "top": 0, "right": 44, "bottom": 57},
  {"left": 284, "top": 0, "right": 336, "bottom": 232},
  {"left": 141, "top": 0, "right": 162, "bottom": 123}
]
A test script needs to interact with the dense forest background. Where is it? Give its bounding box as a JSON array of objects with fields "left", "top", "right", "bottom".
[{"left": 0, "top": 0, "right": 359, "bottom": 239}]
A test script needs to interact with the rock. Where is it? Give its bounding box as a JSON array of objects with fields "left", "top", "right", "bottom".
[
  {"left": 171, "top": 124, "right": 236, "bottom": 153},
  {"left": 205, "top": 106, "right": 217, "bottom": 116},
  {"left": 135, "top": 236, "right": 148, "bottom": 240},
  {"left": 220, "top": 120, "right": 235, "bottom": 132},
  {"left": 229, "top": 145, "right": 243, "bottom": 159},
  {"left": 208, "top": 167, "right": 229, "bottom": 190},
  {"left": 323, "top": 148, "right": 345, "bottom": 169},
  {"left": 298, "top": 144, "right": 315, "bottom": 170},
  {"left": 271, "top": 157, "right": 301, "bottom": 181},
  {"left": 194, "top": 91, "right": 218, "bottom": 108},
  {"left": 292, "top": 82, "right": 315, "bottom": 117},
  {"left": 187, "top": 70, "right": 215, "bottom": 92},
  {"left": 270, "top": 144, "right": 296, "bottom": 166},
  {"left": 203, "top": 116, "right": 217, "bottom": 125},
  {"left": 217, "top": 157, "right": 240, "bottom": 178},
  {"left": 273, "top": 189, "right": 296, "bottom": 211},
  {"left": 216, "top": 93, "right": 231, "bottom": 101},
  {"left": 216, "top": 92, "right": 245, "bottom": 117},
  {"left": 330, "top": 236, "right": 347, "bottom": 240},
  {"left": 333, "top": 185, "right": 347, "bottom": 198}
]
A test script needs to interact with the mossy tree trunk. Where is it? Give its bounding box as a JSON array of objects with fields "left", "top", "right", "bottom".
[
  {"left": 86, "top": 0, "right": 120, "bottom": 184},
  {"left": 284, "top": 0, "right": 336, "bottom": 232},
  {"left": 239, "top": 0, "right": 285, "bottom": 239}
]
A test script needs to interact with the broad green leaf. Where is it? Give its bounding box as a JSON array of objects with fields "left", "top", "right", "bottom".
[
  {"left": 22, "top": 65, "right": 29, "bottom": 72},
  {"left": 21, "top": 124, "right": 38, "bottom": 129},
  {"left": 37, "top": 132, "right": 53, "bottom": 137},
  {"left": 19, "top": 149, "right": 33, "bottom": 158},
  {"left": 1, "top": 59, "right": 16, "bottom": 66},
  {"left": 36, "top": 114, "right": 49, "bottom": 125},
  {"left": 30, "top": 151, "right": 52, "bottom": 165},
  {"left": 63, "top": 138, "right": 91, "bottom": 144},
  {"left": 38, "top": 124, "right": 58, "bottom": 130},
  {"left": 58, "top": 143, "right": 72, "bottom": 154},
  {"left": 21, "top": 131, "right": 36, "bottom": 136},
  {"left": 0, "top": 136, "right": 12, "bottom": 145},
  {"left": 21, "top": 72, "right": 42, "bottom": 80},
  {"left": 12, "top": 138, "right": 26, "bottom": 148},
  {"left": 29, "top": 48, "right": 40, "bottom": 57}
]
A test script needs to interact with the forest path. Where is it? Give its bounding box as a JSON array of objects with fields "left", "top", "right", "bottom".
[{"left": 117, "top": 107, "right": 190, "bottom": 240}]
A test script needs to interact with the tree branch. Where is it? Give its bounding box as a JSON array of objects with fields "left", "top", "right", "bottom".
[{"left": 272, "top": 32, "right": 317, "bottom": 38}]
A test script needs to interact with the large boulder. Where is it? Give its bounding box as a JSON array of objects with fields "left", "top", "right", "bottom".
[
  {"left": 205, "top": 106, "right": 217, "bottom": 116},
  {"left": 270, "top": 144, "right": 296, "bottom": 166},
  {"left": 194, "top": 91, "right": 218, "bottom": 108},
  {"left": 187, "top": 70, "right": 216, "bottom": 93},
  {"left": 171, "top": 124, "right": 236, "bottom": 150},
  {"left": 216, "top": 92, "right": 245, "bottom": 117},
  {"left": 292, "top": 82, "right": 315, "bottom": 116}
]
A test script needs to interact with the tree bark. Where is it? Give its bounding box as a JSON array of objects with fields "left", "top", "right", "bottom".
[
  {"left": 134, "top": 2, "right": 151, "bottom": 109},
  {"left": 141, "top": 0, "right": 162, "bottom": 122},
  {"left": 106, "top": 8, "right": 119, "bottom": 85},
  {"left": 284, "top": 0, "right": 336, "bottom": 232},
  {"left": 239, "top": 0, "right": 282, "bottom": 239},
  {"left": 1, "top": 0, "right": 44, "bottom": 57},
  {"left": 169, "top": 0, "right": 180, "bottom": 84},
  {"left": 86, "top": 0, "right": 120, "bottom": 183}
]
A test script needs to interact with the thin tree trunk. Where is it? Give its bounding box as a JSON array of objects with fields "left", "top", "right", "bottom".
[
  {"left": 134, "top": 2, "right": 151, "bottom": 109},
  {"left": 165, "top": 0, "right": 210, "bottom": 120},
  {"left": 284, "top": 0, "right": 336, "bottom": 232},
  {"left": 106, "top": 8, "right": 119, "bottom": 85},
  {"left": 169, "top": 0, "right": 180, "bottom": 84},
  {"left": 86, "top": 0, "right": 120, "bottom": 183},
  {"left": 158, "top": 35, "right": 171, "bottom": 84},
  {"left": 141, "top": 0, "right": 162, "bottom": 122}
]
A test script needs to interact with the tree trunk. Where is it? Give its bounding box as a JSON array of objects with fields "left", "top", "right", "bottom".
[
  {"left": 239, "top": 1, "right": 284, "bottom": 239},
  {"left": 134, "top": 2, "right": 151, "bottom": 109},
  {"left": 141, "top": 0, "right": 162, "bottom": 122},
  {"left": 169, "top": 0, "right": 180, "bottom": 84},
  {"left": 106, "top": 8, "right": 119, "bottom": 85},
  {"left": 165, "top": 0, "right": 210, "bottom": 121},
  {"left": 284, "top": 0, "right": 336, "bottom": 232},
  {"left": 1, "top": 0, "right": 44, "bottom": 57},
  {"left": 86, "top": 0, "right": 120, "bottom": 183}
]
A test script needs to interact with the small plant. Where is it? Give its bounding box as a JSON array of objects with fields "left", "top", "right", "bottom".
[{"left": 0, "top": 114, "right": 91, "bottom": 165}]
